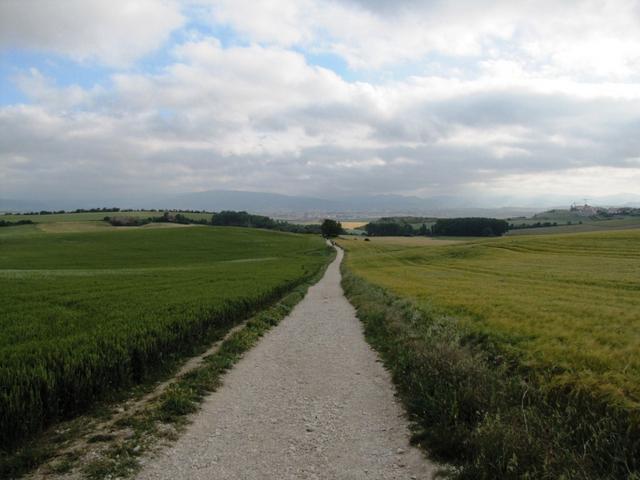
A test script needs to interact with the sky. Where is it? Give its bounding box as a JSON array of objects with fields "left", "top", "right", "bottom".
[{"left": 1, "top": 0, "right": 640, "bottom": 206}]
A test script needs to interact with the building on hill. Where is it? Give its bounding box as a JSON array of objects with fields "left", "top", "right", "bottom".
[{"left": 570, "top": 203, "right": 598, "bottom": 216}]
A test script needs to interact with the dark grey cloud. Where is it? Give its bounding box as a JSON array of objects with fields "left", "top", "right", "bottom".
[{"left": 337, "top": 0, "right": 443, "bottom": 15}]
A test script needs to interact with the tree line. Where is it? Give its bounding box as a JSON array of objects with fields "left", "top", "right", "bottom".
[
  {"left": 0, "top": 219, "right": 34, "bottom": 228},
  {"left": 105, "top": 210, "right": 324, "bottom": 234},
  {"left": 508, "top": 220, "right": 586, "bottom": 230},
  {"left": 7, "top": 207, "right": 214, "bottom": 216},
  {"left": 431, "top": 217, "right": 509, "bottom": 236},
  {"left": 365, "top": 217, "right": 509, "bottom": 237},
  {"left": 211, "top": 211, "right": 322, "bottom": 234}
]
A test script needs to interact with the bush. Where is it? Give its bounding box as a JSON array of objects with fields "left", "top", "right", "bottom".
[
  {"left": 107, "top": 216, "right": 150, "bottom": 227},
  {"left": 0, "top": 220, "right": 34, "bottom": 227}
]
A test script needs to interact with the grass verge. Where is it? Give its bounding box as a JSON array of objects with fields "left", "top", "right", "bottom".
[{"left": 341, "top": 267, "right": 639, "bottom": 479}]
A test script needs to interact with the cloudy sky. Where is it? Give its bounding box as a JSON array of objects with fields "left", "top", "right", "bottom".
[{"left": 1, "top": 0, "right": 640, "bottom": 206}]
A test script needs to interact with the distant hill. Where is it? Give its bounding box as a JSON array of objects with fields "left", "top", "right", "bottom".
[
  {"left": 0, "top": 189, "right": 548, "bottom": 218},
  {"left": 166, "top": 190, "right": 340, "bottom": 213},
  {"left": 161, "top": 190, "right": 540, "bottom": 219},
  {"left": 166, "top": 190, "right": 448, "bottom": 213},
  {"left": 5, "top": 189, "right": 638, "bottom": 218},
  {"left": 0, "top": 198, "right": 47, "bottom": 213},
  {"left": 533, "top": 206, "right": 640, "bottom": 221}
]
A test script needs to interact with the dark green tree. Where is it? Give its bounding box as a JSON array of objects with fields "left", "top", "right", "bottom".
[
  {"left": 321, "top": 219, "right": 343, "bottom": 237},
  {"left": 431, "top": 217, "right": 509, "bottom": 236}
]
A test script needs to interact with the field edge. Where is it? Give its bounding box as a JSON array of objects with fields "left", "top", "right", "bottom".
[{"left": 340, "top": 260, "right": 639, "bottom": 480}]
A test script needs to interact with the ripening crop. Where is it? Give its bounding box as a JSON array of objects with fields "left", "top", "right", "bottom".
[
  {"left": 342, "top": 230, "right": 640, "bottom": 411},
  {"left": 0, "top": 226, "right": 329, "bottom": 449}
]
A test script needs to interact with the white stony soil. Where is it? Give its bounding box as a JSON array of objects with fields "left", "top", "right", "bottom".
[{"left": 136, "top": 247, "right": 436, "bottom": 479}]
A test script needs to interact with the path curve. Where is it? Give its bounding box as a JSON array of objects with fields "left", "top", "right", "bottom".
[{"left": 137, "top": 247, "right": 436, "bottom": 479}]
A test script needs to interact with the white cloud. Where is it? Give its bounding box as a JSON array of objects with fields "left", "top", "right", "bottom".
[
  {"left": 0, "top": 0, "right": 184, "bottom": 66},
  {"left": 12, "top": 69, "right": 104, "bottom": 110},
  {"left": 3, "top": 34, "right": 640, "bottom": 203},
  {"left": 201, "top": 0, "right": 640, "bottom": 79},
  {"left": 2, "top": 1, "right": 640, "bottom": 205},
  {"left": 485, "top": 167, "right": 640, "bottom": 199}
]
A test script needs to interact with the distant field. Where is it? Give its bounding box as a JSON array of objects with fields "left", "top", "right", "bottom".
[
  {"left": 0, "top": 221, "right": 200, "bottom": 239},
  {"left": 508, "top": 216, "right": 640, "bottom": 235},
  {"left": 341, "top": 221, "right": 367, "bottom": 229},
  {"left": 341, "top": 230, "right": 640, "bottom": 409},
  {"left": 1, "top": 210, "right": 212, "bottom": 223},
  {"left": 0, "top": 225, "right": 329, "bottom": 448},
  {"left": 34, "top": 220, "right": 197, "bottom": 234},
  {"left": 343, "top": 236, "right": 468, "bottom": 246}
]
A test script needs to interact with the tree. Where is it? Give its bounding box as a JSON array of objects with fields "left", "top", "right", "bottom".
[
  {"left": 364, "top": 220, "right": 419, "bottom": 236},
  {"left": 365, "top": 222, "right": 405, "bottom": 236},
  {"left": 432, "top": 217, "right": 509, "bottom": 237},
  {"left": 321, "top": 219, "right": 343, "bottom": 237}
]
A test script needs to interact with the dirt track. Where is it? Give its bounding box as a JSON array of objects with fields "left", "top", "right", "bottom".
[{"left": 137, "top": 247, "right": 436, "bottom": 479}]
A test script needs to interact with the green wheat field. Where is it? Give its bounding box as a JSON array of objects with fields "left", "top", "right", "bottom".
[{"left": 0, "top": 224, "right": 329, "bottom": 449}]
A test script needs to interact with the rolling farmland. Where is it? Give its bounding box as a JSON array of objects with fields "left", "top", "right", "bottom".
[
  {"left": 342, "top": 230, "right": 640, "bottom": 406},
  {"left": 340, "top": 229, "right": 640, "bottom": 478},
  {"left": 0, "top": 225, "right": 330, "bottom": 450},
  {"left": 507, "top": 216, "right": 640, "bottom": 236}
]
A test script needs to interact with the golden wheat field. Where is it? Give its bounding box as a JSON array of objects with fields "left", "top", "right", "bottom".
[{"left": 340, "top": 229, "right": 640, "bottom": 409}]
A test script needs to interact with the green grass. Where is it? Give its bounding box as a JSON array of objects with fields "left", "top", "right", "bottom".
[
  {"left": 0, "top": 226, "right": 329, "bottom": 451},
  {"left": 341, "top": 231, "right": 640, "bottom": 478},
  {"left": 0, "top": 224, "right": 42, "bottom": 238}
]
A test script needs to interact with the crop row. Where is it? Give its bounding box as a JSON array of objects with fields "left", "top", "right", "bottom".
[
  {"left": 340, "top": 229, "right": 640, "bottom": 414},
  {"left": 341, "top": 270, "right": 639, "bottom": 479},
  {"left": 0, "top": 227, "right": 329, "bottom": 449}
]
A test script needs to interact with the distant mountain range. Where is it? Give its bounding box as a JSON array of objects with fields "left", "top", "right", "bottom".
[
  {"left": 0, "top": 198, "right": 48, "bottom": 213},
  {"left": 3, "top": 190, "right": 639, "bottom": 219},
  {"left": 146, "top": 190, "right": 542, "bottom": 219}
]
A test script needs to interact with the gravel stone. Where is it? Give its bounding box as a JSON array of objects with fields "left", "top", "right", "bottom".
[{"left": 137, "top": 247, "right": 436, "bottom": 479}]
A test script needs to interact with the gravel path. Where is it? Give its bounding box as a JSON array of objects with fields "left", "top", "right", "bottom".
[{"left": 137, "top": 247, "right": 436, "bottom": 480}]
